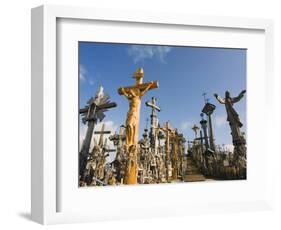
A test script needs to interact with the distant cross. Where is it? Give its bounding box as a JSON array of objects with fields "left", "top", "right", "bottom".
[
  {"left": 146, "top": 97, "right": 161, "bottom": 118},
  {"left": 191, "top": 124, "right": 200, "bottom": 139},
  {"left": 146, "top": 97, "right": 161, "bottom": 150}
]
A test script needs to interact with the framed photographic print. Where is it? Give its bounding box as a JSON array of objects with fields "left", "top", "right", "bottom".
[{"left": 31, "top": 5, "right": 274, "bottom": 224}]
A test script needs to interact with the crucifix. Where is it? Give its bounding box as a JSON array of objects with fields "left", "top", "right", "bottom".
[
  {"left": 118, "top": 68, "right": 159, "bottom": 184},
  {"left": 79, "top": 86, "right": 117, "bottom": 180},
  {"left": 145, "top": 97, "right": 161, "bottom": 152}
]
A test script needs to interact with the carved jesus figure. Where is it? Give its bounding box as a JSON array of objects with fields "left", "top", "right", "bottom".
[
  {"left": 118, "top": 85, "right": 154, "bottom": 148},
  {"left": 214, "top": 90, "right": 246, "bottom": 143}
]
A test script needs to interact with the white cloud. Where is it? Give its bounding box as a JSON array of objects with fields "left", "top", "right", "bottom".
[
  {"left": 128, "top": 45, "right": 172, "bottom": 63},
  {"left": 79, "top": 64, "right": 86, "bottom": 81},
  {"left": 215, "top": 114, "right": 227, "bottom": 128},
  {"left": 79, "top": 65, "right": 99, "bottom": 86}
]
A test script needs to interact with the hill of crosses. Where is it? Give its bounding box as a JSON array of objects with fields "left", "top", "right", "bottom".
[{"left": 79, "top": 67, "right": 247, "bottom": 187}]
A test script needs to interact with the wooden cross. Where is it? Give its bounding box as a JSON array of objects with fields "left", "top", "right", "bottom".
[{"left": 118, "top": 68, "right": 159, "bottom": 184}]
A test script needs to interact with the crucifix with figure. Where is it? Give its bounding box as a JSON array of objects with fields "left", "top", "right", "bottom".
[{"left": 118, "top": 68, "right": 159, "bottom": 184}]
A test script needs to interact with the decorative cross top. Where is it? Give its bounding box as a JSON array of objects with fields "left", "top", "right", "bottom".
[{"left": 80, "top": 86, "right": 117, "bottom": 124}]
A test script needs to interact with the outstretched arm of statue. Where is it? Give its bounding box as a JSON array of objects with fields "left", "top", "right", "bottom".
[
  {"left": 214, "top": 93, "right": 225, "bottom": 104},
  {"left": 118, "top": 87, "right": 130, "bottom": 98},
  {"left": 140, "top": 82, "right": 153, "bottom": 97},
  {"left": 232, "top": 90, "right": 246, "bottom": 103}
]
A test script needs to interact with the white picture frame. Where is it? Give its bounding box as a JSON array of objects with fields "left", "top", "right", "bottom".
[{"left": 31, "top": 5, "right": 274, "bottom": 225}]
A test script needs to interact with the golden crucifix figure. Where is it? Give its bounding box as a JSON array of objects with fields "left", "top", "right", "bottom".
[{"left": 118, "top": 68, "right": 159, "bottom": 184}]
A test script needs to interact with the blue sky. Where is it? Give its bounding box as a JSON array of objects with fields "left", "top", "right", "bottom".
[{"left": 79, "top": 42, "right": 246, "bottom": 151}]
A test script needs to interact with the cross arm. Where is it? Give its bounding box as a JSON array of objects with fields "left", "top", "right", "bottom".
[
  {"left": 97, "top": 102, "right": 117, "bottom": 110},
  {"left": 140, "top": 81, "right": 159, "bottom": 96},
  {"left": 94, "top": 131, "right": 111, "bottom": 134},
  {"left": 79, "top": 102, "right": 117, "bottom": 114},
  {"left": 79, "top": 106, "right": 89, "bottom": 114},
  {"left": 118, "top": 81, "right": 158, "bottom": 94}
]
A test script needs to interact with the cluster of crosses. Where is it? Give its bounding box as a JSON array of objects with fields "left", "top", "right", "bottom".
[
  {"left": 79, "top": 68, "right": 247, "bottom": 186},
  {"left": 189, "top": 91, "right": 247, "bottom": 180}
]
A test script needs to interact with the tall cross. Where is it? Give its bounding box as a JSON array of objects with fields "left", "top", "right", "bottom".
[
  {"left": 79, "top": 86, "right": 117, "bottom": 180},
  {"left": 145, "top": 97, "right": 161, "bottom": 151},
  {"left": 118, "top": 68, "right": 159, "bottom": 184}
]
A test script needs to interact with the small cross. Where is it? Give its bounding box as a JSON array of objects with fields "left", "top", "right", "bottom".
[{"left": 145, "top": 97, "right": 161, "bottom": 112}]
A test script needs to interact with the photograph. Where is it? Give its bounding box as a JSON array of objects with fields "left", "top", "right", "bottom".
[{"left": 78, "top": 42, "right": 247, "bottom": 187}]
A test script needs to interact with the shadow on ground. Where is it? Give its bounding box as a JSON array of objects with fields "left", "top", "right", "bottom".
[{"left": 18, "top": 212, "right": 32, "bottom": 221}]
